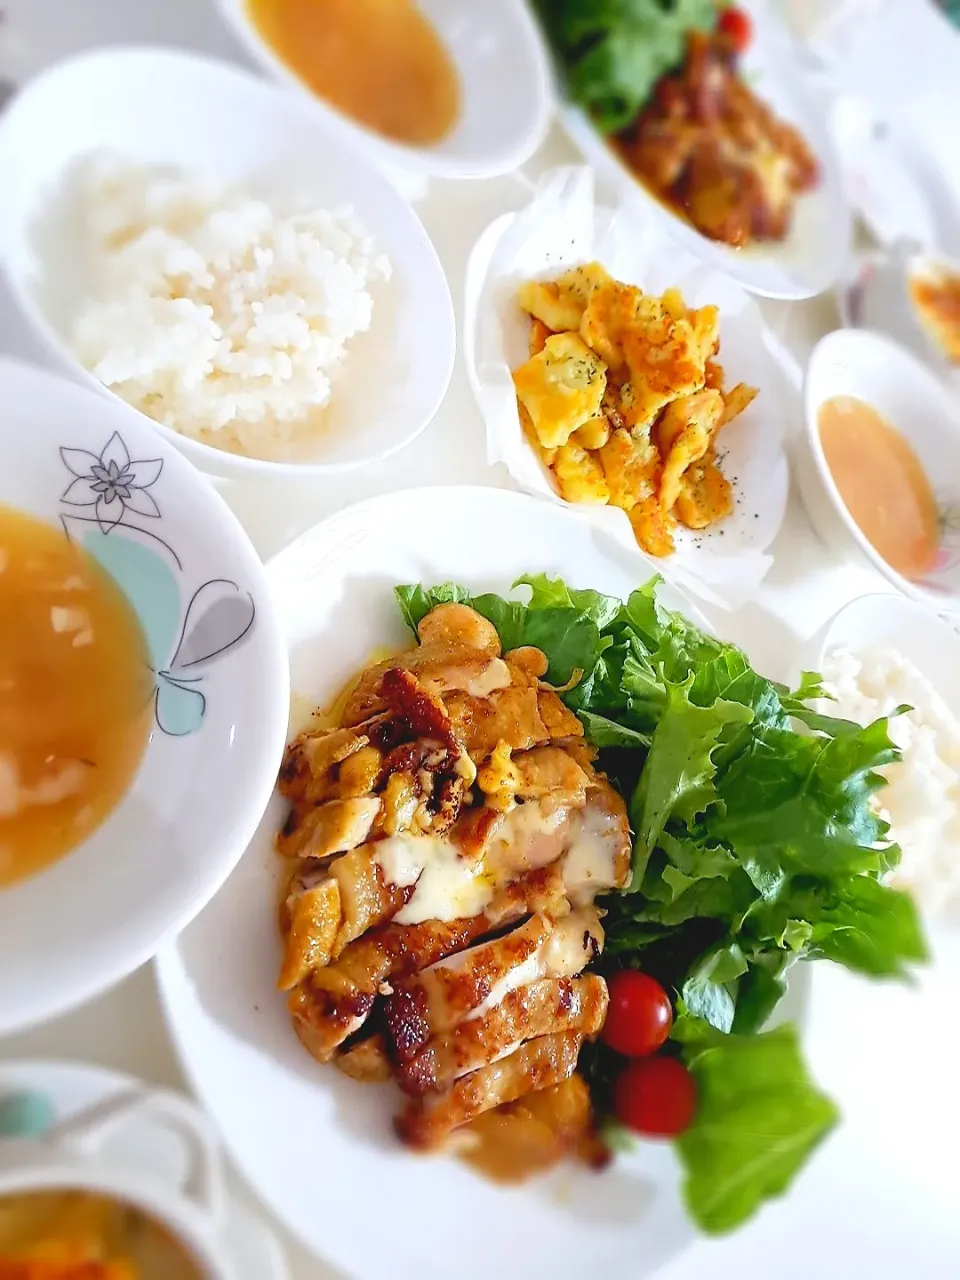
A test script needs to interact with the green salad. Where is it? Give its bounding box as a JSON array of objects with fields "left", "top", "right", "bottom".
[
  {"left": 395, "top": 574, "right": 926, "bottom": 1233},
  {"left": 532, "top": 0, "right": 718, "bottom": 132}
]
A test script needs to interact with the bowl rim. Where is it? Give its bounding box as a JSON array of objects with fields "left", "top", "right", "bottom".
[
  {"left": 212, "top": 0, "right": 555, "bottom": 180},
  {"left": 802, "top": 326, "right": 960, "bottom": 606},
  {"left": 0, "top": 44, "right": 457, "bottom": 481},
  {"left": 812, "top": 590, "right": 960, "bottom": 674}
]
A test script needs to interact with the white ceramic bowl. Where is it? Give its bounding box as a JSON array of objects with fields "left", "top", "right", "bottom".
[
  {"left": 0, "top": 1087, "right": 236, "bottom": 1278},
  {"left": 799, "top": 328, "right": 960, "bottom": 612},
  {"left": 805, "top": 593, "right": 960, "bottom": 707},
  {"left": 556, "top": 3, "right": 850, "bottom": 300},
  {"left": 0, "top": 47, "right": 455, "bottom": 482},
  {"left": 0, "top": 357, "right": 289, "bottom": 1034},
  {"left": 213, "top": 0, "right": 553, "bottom": 179}
]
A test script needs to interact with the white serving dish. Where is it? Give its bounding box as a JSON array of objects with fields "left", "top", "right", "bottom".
[
  {"left": 0, "top": 1059, "right": 287, "bottom": 1279},
  {"left": 0, "top": 46, "right": 455, "bottom": 482},
  {"left": 213, "top": 0, "right": 553, "bottom": 180},
  {"left": 156, "top": 486, "right": 708, "bottom": 1280},
  {"left": 463, "top": 167, "right": 790, "bottom": 601},
  {"left": 799, "top": 328, "right": 960, "bottom": 613},
  {"left": 155, "top": 484, "right": 815, "bottom": 1280},
  {"left": 0, "top": 357, "right": 289, "bottom": 1035},
  {"left": 805, "top": 593, "right": 960, "bottom": 706},
  {"left": 556, "top": 3, "right": 851, "bottom": 300}
]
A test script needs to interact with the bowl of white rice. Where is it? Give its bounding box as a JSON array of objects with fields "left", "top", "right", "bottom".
[
  {"left": 809, "top": 592, "right": 960, "bottom": 922},
  {"left": 0, "top": 47, "right": 455, "bottom": 480}
]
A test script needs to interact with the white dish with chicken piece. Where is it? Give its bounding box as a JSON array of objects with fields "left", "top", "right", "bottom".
[
  {"left": 0, "top": 47, "right": 454, "bottom": 481},
  {"left": 464, "top": 167, "right": 789, "bottom": 602},
  {"left": 155, "top": 486, "right": 725, "bottom": 1280},
  {"left": 808, "top": 592, "right": 960, "bottom": 922},
  {"left": 557, "top": 4, "right": 850, "bottom": 300}
]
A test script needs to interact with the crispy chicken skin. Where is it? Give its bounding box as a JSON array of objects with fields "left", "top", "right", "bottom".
[{"left": 275, "top": 603, "right": 632, "bottom": 1178}]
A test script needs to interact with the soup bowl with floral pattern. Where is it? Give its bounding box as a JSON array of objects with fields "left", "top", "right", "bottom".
[{"left": 0, "top": 356, "right": 288, "bottom": 1034}]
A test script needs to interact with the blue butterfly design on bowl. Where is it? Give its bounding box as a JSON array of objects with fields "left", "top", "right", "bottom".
[{"left": 59, "top": 431, "right": 255, "bottom": 736}]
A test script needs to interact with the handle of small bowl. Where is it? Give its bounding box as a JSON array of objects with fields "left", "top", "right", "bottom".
[{"left": 44, "top": 1089, "right": 226, "bottom": 1225}]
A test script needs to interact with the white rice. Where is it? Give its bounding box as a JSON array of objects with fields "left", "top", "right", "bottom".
[
  {"left": 821, "top": 645, "right": 960, "bottom": 917},
  {"left": 70, "top": 154, "right": 391, "bottom": 460}
]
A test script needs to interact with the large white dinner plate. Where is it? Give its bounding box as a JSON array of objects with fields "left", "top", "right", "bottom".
[
  {"left": 156, "top": 486, "right": 718, "bottom": 1280},
  {"left": 558, "top": 4, "right": 850, "bottom": 300}
]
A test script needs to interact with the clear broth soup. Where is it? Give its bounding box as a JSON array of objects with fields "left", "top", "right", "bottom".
[
  {"left": 0, "top": 505, "right": 152, "bottom": 888},
  {"left": 0, "top": 1188, "right": 204, "bottom": 1277}
]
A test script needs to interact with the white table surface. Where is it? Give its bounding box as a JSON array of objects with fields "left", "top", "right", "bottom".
[{"left": 2, "top": 1, "right": 959, "bottom": 1276}]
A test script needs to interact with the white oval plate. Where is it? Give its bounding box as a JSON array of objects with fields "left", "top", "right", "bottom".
[
  {"left": 463, "top": 168, "right": 790, "bottom": 601},
  {"left": 0, "top": 47, "right": 455, "bottom": 482},
  {"left": 213, "top": 0, "right": 553, "bottom": 180},
  {"left": 556, "top": 5, "right": 850, "bottom": 300},
  {"left": 156, "top": 486, "right": 717, "bottom": 1280}
]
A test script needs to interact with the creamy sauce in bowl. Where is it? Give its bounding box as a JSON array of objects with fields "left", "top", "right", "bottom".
[
  {"left": 817, "top": 395, "right": 940, "bottom": 581},
  {"left": 246, "top": 0, "right": 461, "bottom": 145}
]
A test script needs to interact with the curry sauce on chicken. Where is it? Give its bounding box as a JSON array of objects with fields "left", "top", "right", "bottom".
[{"left": 275, "top": 603, "right": 631, "bottom": 1178}]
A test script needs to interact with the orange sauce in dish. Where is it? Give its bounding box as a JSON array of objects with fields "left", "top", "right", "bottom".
[
  {"left": 817, "top": 396, "right": 940, "bottom": 581},
  {"left": 0, "top": 506, "right": 152, "bottom": 888},
  {"left": 246, "top": 0, "right": 461, "bottom": 145},
  {"left": 909, "top": 270, "right": 960, "bottom": 363}
]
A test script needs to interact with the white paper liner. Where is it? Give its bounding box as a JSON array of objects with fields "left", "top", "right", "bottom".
[{"left": 464, "top": 167, "right": 791, "bottom": 606}]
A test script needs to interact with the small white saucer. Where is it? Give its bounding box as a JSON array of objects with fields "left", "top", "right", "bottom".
[{"left": 0, "top": 1058, "right": 287, "bottom": 1280}]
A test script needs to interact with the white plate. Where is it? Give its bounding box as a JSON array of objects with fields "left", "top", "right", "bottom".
[
  {"left": 213, "top": 0, "right": 553, "bottom": 180},
  {"left": 155, "top": 485, "right": 721, "bottom": 1280},
  {"left": 0, "top": 358, "right": 289, "bottom": 1036},
  {"left": 463, "top": 168, "right": 790, "bottom": 601},
  {"left": 0, "top": 1058, "right": 287, "bottom": 1280},
  {"left": 557, "top": 5, "right": 850, "bottom": 300},
  {"left": 798, "top": 329, "right": 960, "bottom": 613},
  {"left": 0, "top": 46, "right": 455, "bottom": 481}
]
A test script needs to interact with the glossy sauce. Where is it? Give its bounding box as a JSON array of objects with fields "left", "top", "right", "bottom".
[
  {"left": 818, "top": 396, "right": 940, "bottom": 580},
  {"left": 246, "top": 0, "right": 461, "bottom": 145},
  {"left": 0, "top": 1188, "right": 203, "bottom": 1277},
  {"left": 0, "top": 506, "right": 152, "bottom": 888}
]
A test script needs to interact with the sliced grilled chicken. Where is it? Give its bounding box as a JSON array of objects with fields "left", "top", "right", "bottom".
[
  {"left": 395, "top": 1030, "right": 584, "bottom": 1150},
  {"left": 278, "top": 878, "right": 341, "bottom": 991},
  {"left": 383, "top": 909, "right": 603, "bottom": 1063},
  {"left": 561, "top": 780, "right": 632, "bottom": 905},
  {"left": 309, "top": 862, "right": 569, "bottom": 1003},
  {"left": 278, "top": 724, "right": 371, "bottom": 802},
  {"left": 276, "top": 795, "right": 382, "bottom": 861},
  {"left": 288, "top": 980, "right": 376, "bottom": 1064},
  {"left": 398, "top": 974, "right": 609, "bottom": 1095},
  {"left": 383, "top": 916, "right": 552, "bottom": 1062},
  {"left": 512, "top": 745, "right": 591, "bottom": 806},
  {"left": 335, "top": 1034, "right": 393, "bottom": 1083}
]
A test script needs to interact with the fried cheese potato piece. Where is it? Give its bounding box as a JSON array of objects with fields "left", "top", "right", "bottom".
[
  {"left": 553, "top": 441, "right": 610, "bottom": 505},
  {"left": 655, "top": 388, "right": 724, "bottom": 512},
  {"left": 675, "top": 451, "right": 734, "bottom": 528},
  {"left": 512, "top": 333, "right": 607, "bottom": 450}
]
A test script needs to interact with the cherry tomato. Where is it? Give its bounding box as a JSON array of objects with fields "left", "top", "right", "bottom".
[
  {"left": 614, "top": 1056, "right": 697, "bottom": 1138},
  {"left": 717, "top": 6, "right": 753, "bottom": 52},
  {"left": 601, "top": 970, "right": 673, "bottom": 1057}
]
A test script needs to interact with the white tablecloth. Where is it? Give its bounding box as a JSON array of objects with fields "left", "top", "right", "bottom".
[{"left": 1, "top": 1, "right": 959, "bottom": 1275}]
